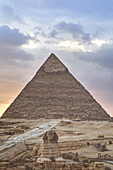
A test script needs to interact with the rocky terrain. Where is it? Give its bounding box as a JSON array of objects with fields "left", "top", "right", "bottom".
[{"left": 0, "top": 118, "right": 113, "bottom": 169}]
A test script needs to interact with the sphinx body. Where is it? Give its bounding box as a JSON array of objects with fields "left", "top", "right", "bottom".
[{"left": 35, "top": 130, "right": 62, "bottom": 162}]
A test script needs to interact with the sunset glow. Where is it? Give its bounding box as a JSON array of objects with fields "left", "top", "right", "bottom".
[{"left": 0, "top": 104, "right": 10, "bottom": 117}]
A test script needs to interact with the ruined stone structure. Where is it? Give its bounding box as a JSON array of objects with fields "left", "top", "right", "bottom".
[{"left": 2, "top": 53, "right": 110, "bottom": 120}]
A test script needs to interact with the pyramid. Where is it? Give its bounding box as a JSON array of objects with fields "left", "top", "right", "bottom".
[{"left": 2, "top": 53, "right": 110, "bottom": 120}]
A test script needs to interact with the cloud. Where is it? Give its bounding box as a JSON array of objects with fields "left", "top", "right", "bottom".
[
  {"left": 77, "top": 45, "right": 113, "bottom": 69},
  {"left": 48, "top": 29, "right": 59, "bottom": 38},
  {"left": 0, "top": 25, "right": 34, "bottom": 64},
  {"left": 35, "top": 21, "right": 91, "bottom": 45},
  {"left": 0, "top": 47, "right": 33, "bottom": 63},
  {"left": 0, "top": 25, "right": 35, "bottom": 75},
  {"left": 0, "top": 25, "right": 33, "bottom": 47},
  {"left": 54, "top": 21, "right": 91, "bottom": 43},
  {"left": 0, "top": 4, "right": 23, "bottom": 23}
]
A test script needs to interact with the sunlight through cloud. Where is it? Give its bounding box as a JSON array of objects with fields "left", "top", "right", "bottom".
[{"left": 57, "top": 40, "right": 91, "bottom": 52}]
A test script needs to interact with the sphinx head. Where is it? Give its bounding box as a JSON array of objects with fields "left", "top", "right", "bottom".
[{"left": 43, "top": 130, "right": 58, "bottom": 144}]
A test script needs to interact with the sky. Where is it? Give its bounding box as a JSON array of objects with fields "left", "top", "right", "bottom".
[{"left": 0, "top": 0, "right": 113, "bottom": 117}]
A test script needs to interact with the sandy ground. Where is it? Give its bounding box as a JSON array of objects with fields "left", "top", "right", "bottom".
[{"left": 0, "top": 118, "right": 113, "bottom": 168}]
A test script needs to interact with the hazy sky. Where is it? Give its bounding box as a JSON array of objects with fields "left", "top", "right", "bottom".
[{"left": 0, "top": 0, "right": 113, "bottom": 117}]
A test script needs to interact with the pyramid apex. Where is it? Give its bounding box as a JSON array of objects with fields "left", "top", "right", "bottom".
[
  {"left": 41, "top": 53, "right": 67, "bottom": 73},
  {"left": 50, "top": 53, "right": 56, "bottom": 56},
  {"left": 48, "top": 53, "right": 60, "bottom": 60}
]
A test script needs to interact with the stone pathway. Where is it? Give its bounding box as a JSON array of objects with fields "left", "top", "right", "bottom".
[{"left": 6, "top": 119, "right": 60, "bottom": 143}]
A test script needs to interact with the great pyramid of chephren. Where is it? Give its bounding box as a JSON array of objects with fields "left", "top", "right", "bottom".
[{"left": 2, "top": 53, "right": 110, "bottom": 120}]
